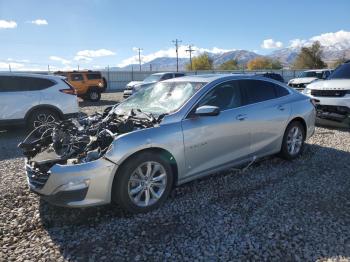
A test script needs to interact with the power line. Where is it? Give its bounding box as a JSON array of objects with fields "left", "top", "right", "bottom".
[
  {"left": 134, "top": 48, "right": 143, "bottom": 71},
  {"left": 172, "top": 39, "right": 182, "bottom": 72},
  {"left": 186, "top": 44, "right": 195, "bottom": 71}
]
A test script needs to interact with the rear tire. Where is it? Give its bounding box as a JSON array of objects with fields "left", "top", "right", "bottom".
[
  {"left": 27, "top": 108, "right": 60, "bottom": 136},
  {"left": 112, "top": 152, "right": 173, "bottom": 213},
  {"left": 279, "top": 121, "right": 305, "bottom": 160},
  {"left": 87, "top": 89, "right": 101, "bottom": 102}
]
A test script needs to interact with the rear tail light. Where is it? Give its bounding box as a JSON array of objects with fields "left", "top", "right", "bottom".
[
  {"left": 60, "top": 88, "right": 76, "bottom": 95},
  {"left": 310, "top": 98, "right": 319, "bottom": 107},
  {"left": 60, "top": 79, "right": 77, "bottom": 95}
]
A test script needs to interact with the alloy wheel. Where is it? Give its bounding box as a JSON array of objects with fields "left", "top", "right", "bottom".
[
  {"left": 287, "top": 126, "right": 303, "bottom": 155},
  {"left": 33, "top": 113, "right": 57, "bottom": 134},
  {"left": 128, "top": 161, "right": 167, "bottom": 207}
]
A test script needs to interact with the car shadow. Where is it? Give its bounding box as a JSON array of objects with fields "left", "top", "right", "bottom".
[
  {"left": 39, "top": 143, "right": 350, "bottom": 261},
  {"left": 0, "top": 127, "right": 26, "bottom": 161},
  {"left": 79, "top": 99, "right": 120, "bottom": 108}
]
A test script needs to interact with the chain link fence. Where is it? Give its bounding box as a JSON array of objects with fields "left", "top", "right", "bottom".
[{"left": 101, "top": 69, "right": 305, "bottom": 91}]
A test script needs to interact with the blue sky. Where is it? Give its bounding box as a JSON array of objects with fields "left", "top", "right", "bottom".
[{"left": 1, "top": 0, "right": 350, "bottom": 70}]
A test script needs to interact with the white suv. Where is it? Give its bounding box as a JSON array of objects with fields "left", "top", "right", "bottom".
[
  {"left": 0, "top": 73, "right": 79, "bottom": 132},
  {"left": 303, "top": 61, "right": 350, "bottom": 123},
  {"left": 288, "top": 69, "right": 333, "bottom": 91}
]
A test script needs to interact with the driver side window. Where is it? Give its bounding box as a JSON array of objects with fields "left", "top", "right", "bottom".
[{"left": 198, "top": 81, "right": 242, "bottom": 111}]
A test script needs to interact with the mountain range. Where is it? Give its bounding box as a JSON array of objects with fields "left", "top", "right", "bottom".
[{"left": 113, "top": 45, "right": 350, "bottom": 71}]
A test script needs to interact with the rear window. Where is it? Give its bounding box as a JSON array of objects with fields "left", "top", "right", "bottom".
[
  {"left": 0, "top": 76, "right": 55, "bottom": 92},
  {"left": 86, "top": 73, "right": 102, "bottom": 80},
  {"left": 238, "top": 79, "right": 288, "bottom": 105}
]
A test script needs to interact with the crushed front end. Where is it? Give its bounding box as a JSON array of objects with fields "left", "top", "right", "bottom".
[{"left": 19, "top": 107, "right": 161, "bottom": 207}]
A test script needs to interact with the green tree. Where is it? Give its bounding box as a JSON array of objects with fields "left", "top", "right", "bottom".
[
  {"left": 247, "top": 57, "right": 282, "bottom": 70},
  {"left": 293, "top": 41, "right": 327, "bottom": 69},
  {"left": 186, "top": 53, "right": 213, "bottom": 70},
  {"left": 218, "top": 59, "right": 239, "bottom": 70}
]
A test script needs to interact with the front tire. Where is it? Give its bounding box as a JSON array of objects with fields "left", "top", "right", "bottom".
[
  {"left": 280, "top": 121, "right": 305, "bottom": 160},
  {"left": 112, "top": 152, "right": 173, "bottom": 213}
]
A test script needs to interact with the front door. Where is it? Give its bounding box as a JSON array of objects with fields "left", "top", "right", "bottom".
[{"left": 181, "top": 80, "right": 251, "bottom": 178}]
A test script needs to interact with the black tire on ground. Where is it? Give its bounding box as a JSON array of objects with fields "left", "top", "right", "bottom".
[
  {"left": 112, "top": 151, "right": 174, "bottom": 213},
  {"left": 279, "top": 121, "right": 306, "bottom": 160},
  {"left": 87, "top": 89, "right": 101, "bottom": 102},
  {"left": 27, "top": 108, "right": 60, "bottom": 136}
]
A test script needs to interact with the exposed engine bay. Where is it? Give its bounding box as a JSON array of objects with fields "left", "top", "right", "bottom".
[{"left": 19, "top": 106, "right": 162, "bottom": 171}]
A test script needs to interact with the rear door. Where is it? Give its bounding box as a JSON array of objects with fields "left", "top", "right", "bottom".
[
  {"left": 238, "top": 79, "right": 291, "bottom": 155},
  {"left": 0, "top": 76, "right": 52, "bottom": 120},
  {"left": 181, "top": 80, "right": 251, "bottom": 178}
]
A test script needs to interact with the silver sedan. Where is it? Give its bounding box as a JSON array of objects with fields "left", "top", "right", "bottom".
[{"left": 24, "top": 74, "right": 316, "bottom": 213}]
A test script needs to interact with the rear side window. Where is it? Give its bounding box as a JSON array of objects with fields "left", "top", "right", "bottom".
[
  {"left": 239, "top": 80, "right": 288, "bottom": 105},
  {"left": 70, "top": 74, "right": 84, "bottom": 81},
  {"left": 175, "top": 73, "right": 185, "bottom": 78},
  {"left": 161, "top": 73, "right": 173, "bottom": 80},
  {"left": 86, "top": 73, "right": 102, "bottom": 80},
  {"left": 0, "top": 76, "right": 55, "bottom": 92}
]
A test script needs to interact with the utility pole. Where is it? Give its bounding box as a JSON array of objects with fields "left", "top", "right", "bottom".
[
  {"left": 134, "top": 47, "right": 143, "bottom": 71},
  {"left": 48, "top": 65, "right": 50, "bottom": 73},
  {"left": 172, "top": 39, "right": 182, "bottom": 72},
  {"left": 8, "top": 64, "right": 12, "bottom": 72},
  {"left": 186, "top": 44, "right": 195, "bottom": 71},
  {"left": 78, "top": 65, "right": 80, "bottom": 71}
]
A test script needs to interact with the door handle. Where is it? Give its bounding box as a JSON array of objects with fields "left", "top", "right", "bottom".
[
  {"left": 236, "top": 114, "right": 247, "bottom": 121},
  {"left": 277, "top": 105, "right": 285, "bottom": 111}
]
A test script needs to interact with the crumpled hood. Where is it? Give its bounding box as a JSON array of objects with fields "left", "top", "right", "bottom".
[
  {"left": 289, "top": 77, "right": 318, "bottom": 84},
  {"left": 307, "top": 79, "right": 350, "bottom": 90}
]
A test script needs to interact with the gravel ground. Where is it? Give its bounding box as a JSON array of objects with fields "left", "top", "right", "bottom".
[{"left": 1, "top": 92, "right": 350, "bottom": 261}]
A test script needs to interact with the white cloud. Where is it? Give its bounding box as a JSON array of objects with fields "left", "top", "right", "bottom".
[
  {"left": 30, "top": 19, "right": 48, "bottom": 26},
  {"left": 0, "top": 62, "right": 24, "bottom": 70},
  {"left": 118, "top": 45, "right": 233, "bottom": 67},
  {"left": 7, "top": 58, "right": 30, "bottom": 63},
  {"left": 310, "top": 30, "right": 350, "bottom": 49},
  {"left": 49, "top": 56, "right": 71, "bottom": 65},
  {"left": 0, "top": 20, "right": 17, "bottom": 29},
  {"left": 261, "top": 39, "right": 283, "bottom": 49},
  {"left": 74, "top": 49, "right": 116, "bottom": 61},
  {"left": 288, "top": 30, "right": 350, "bottom": 49},
  {"left": 289, "top": 39, "right": 307, "bottom": 49}
]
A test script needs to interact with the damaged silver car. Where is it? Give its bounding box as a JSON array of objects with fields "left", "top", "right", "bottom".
[{"left": 20, "top": 74, "right": 316, "bottom": 213}]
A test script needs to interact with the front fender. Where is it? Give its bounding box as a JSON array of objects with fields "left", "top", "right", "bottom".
[{"left": 105, "top": 122, "right": 186, "bottom": 179}]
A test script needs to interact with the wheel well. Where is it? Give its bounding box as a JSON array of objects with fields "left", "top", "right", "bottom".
[
  {"left": 116, "top": 148, "right": 179, "bottom": 187},
  {"left": 288, "top": 117, "right": 307, "bottom": 137},
  {"left": 25, "top": 105, "right": 63, "bottom": 121}
]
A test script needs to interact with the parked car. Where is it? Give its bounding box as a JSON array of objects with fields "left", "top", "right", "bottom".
[
  {"left": 0, "top": 73, "right": 79, "bottom": 133},
  {"left": 302, "top": 61, "right": 350, "bottom": 123},
  {"left": 288, "top": 69, "right": 333, "bottom": 91},
  {"left": 123, "top": 72, "right": 185, "bottom": 98},
  {"left": 55, "top": 71, "right": 106, "bottom": 102},
  {"left": 256, "top": 72, "right": 285, "bottom": 83},
  {"left": 21, "top": 74, "right": 315, "bottom": 213}
]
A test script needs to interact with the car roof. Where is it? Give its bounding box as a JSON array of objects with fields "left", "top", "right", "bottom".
[
  {"left": 304, "top": 69, "right": 330, "bottom": 72},
  {"left": 0, "top": 72, "right": 66, "bottom": 80},
  {"left": 151, "top": 72, "right": 178, "bottom": 76},
  {"left": 163, "top": 73, "right": 257, "bottom": 83}
]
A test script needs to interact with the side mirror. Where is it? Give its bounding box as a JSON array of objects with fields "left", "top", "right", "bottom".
[{"left": 195, "top": 105, "right": 220, "bottom": 116}]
